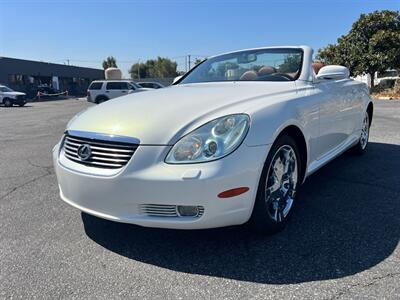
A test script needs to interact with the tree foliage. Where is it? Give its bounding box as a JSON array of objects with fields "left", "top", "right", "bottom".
[
  {"left": 317, "top": 10, "right": 400, "bottom": 87},
  {"left": 194, "top": 58, "right": 203, "bottom": 66},
  {"left": 279, "top": 54, "right": 302, "bottom": 73},
  {"left": 129, "top": 57, "right": 178, "bottom": 79},
  {"left": 102, "top": 56, "right": 118, "bottom": 70}
]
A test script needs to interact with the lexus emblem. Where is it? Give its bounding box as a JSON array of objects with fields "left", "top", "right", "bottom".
[{"left": 77, "top": 144, "right": 92, "bottom": 161}]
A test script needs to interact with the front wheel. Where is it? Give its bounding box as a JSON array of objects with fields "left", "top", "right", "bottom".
[
  {"left": 95, "top": 96, "right": 108, "bottom": 104},
  {"left": 352, "top": 111, "right": 370, "bottom": 155},
  {"left": 249, "top": 135, "right": 301, "bottom": 234},
  {"left": 3, "top": 98, "right": 13, "bottom": 107}
]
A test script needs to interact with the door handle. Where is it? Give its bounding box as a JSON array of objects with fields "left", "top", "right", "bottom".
[{"left": 121, "top": 91, "right": 127, "bottom": 93}]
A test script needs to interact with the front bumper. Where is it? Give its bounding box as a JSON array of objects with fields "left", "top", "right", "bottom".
[
  {"left": 53, "top": 142, "right": 270, "bottom": 229},
  {"left": 13, "top": 96, "right": 26, "bottom": 105}
]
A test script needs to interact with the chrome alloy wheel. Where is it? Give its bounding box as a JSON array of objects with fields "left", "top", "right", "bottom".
[
  {"left": 360, "top": 112, "right": 370, "bottom": 150},
  {"left": 265, "top": 145, "right": 298, "bottom": 223}
]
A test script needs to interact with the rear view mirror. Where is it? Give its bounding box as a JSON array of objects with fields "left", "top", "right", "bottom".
[
  {"left": 316, "top": 65, "right": 350, "bottom": 80},
  {"left": 237, "top": 53, "right": 257, "bottom": 64}
]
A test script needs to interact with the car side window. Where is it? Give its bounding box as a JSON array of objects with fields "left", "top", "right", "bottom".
[
  {"left": 119, "top": 82, "right": 129, "bottom": 90},
  {"left": 106, "top": 82, "right": 123, "bottom": 90},
  {"left": 88, "top": 82, "right": 103, "bottom": 90}
]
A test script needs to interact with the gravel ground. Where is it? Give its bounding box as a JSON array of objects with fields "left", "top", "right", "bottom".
[{"left": 0, "top": 99, "right": 399, "bottom": 299}]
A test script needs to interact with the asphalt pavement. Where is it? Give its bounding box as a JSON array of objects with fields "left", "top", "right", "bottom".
[{"left": 0, "top": 99, "right": 399, "bottom": 299}]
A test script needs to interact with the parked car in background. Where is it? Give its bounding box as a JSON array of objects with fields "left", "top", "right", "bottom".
[
  {"left": 376, "top": 69, "right": 399, "bottom": 88},
  {"left": 137, "top": 81, "right": 165, "bottom": 89},
  {"left": 35, "top": 85, "right": 61, "bottom": 100},
  {"left": 354, "top": 69, "right": 399, "bottom": 89},
  {"left": 87, "top": 80, "right": 149, "bottom": 104},
  {"left": 0, "top": 85, "right": 26, "bottom": 107},
  {"left": 54, "top": 46, "right": 373, "bottom": 234}
]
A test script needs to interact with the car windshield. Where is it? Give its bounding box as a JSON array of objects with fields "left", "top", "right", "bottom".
[
  {"left": 180, "top": 48, "right": 303, "bottom": 84},
  {"left": 130, "top": 82, "right": 141, "bottom": 89},
  {"left": 0, "top": 86, "right": 14, "bottom": 92}
]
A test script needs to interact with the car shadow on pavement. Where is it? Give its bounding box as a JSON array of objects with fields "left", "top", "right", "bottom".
[
  {"left": 0, "top": 105, "right": 33, "bottom": 108},
  {"left": 82, "top": 142, "right": 400, "bottom": 284}
]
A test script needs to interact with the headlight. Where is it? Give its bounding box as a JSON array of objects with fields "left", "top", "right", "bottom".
[{"left": 165, "top": 114, "right": 250, "bottom": 164}]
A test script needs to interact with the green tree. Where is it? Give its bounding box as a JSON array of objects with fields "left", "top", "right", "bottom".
[
  {"left": 279, "top": 54, "right": 302, "bottom": 73},
  {"left": 129, "top": 57, "right": 178, "bottom": 79},
  {"left": 317, "top": 10, "right": 400, "bottom": 88},
  {"left": 129, "top": 63, "right": 148, "bottom": 79},
  {"left": 194, "top": 58, "right": 203, "bottom": 66},
  {"left": 102, "top": 56, "right": 118, "bottom": 70}
]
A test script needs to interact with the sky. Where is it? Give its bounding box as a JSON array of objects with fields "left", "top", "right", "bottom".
[{"left": 0, "top": 0, "right": 399, "bottom": 76}]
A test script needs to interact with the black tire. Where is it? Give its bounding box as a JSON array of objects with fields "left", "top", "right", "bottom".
[
  {"left": 352, "top": 110, "right": 370, "bottom": 155},
  {"left": 18, "top": 103, "right": 26, "bottom": 107},
  {"left": 3, "top": 98, "right": 13, "bottom": 107},
  {"left": 95, "top": 96, "right": 108, "bottom": 104},
  {"left": 248, "top": 134, "right": 302, "bottom": 235}
]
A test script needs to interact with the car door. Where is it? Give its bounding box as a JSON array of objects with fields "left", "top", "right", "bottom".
[
  {"left": 106, "top": 82, "right": 128, "bottom": 99},
  {"left": 105, "top": 82, "right": 119, "bottom": 99},
  {"left": 314, "top": 79, "right": 352, "bottom": 159},
  {"left": 119, "top": 82, "right": 130, "bottom": 96}
]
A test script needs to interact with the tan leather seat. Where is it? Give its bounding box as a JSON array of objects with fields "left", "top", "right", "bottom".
[
  {"left": 240, "top": 70, "right": 258, "bottom": 81},
  {"left": 258, "top": 66, "right": 276, "bottom": 76},
  {"left": 312, "top": 62, "right": 324, "bottom": 74}
]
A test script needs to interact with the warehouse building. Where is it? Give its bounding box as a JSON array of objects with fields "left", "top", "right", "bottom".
[{"left": 0, "top": 57, "right": 104, "bottom": 98}]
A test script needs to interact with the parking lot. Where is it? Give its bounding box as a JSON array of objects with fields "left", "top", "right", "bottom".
[{"left": 0, "top": 99, "right": 399, "bottom": 299}]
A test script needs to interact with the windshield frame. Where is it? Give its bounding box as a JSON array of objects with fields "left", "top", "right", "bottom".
[{"left": 176, "top": 47, "right": 304, "bottom": 85}]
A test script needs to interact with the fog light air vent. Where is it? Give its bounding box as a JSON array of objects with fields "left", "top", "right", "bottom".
[
  {"left": 140, "top": 204, "right": 204, "bottom": 218},
  {"left": 177, "top": 205, "right": 200, "bottom": 217}
]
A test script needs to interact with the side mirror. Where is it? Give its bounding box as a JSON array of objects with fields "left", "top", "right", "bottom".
[
  {"left": 173, "top": 75, "right": 183, "bottom": 84},
  {"left": 316, "top": 65, "right": 350, "bottom": 80}
]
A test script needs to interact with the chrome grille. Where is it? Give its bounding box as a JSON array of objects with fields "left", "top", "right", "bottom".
[
  {"left": 62, "top": 134, "right": 138, "bottom": 169},
  {"left": 140, "top": 204, "right": 204, "bottom": 218}
]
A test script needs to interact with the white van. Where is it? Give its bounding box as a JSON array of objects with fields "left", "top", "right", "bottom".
[{"left": 87, "top": 80, "right": 149, "bottom": 104}]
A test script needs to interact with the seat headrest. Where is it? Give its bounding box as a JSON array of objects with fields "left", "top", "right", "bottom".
[
  {"left": 258, "top": 66, "right": 276, "bottom": 76},
  {"left": 312, "top": 62, "right": 324, "bottom": 74},
  {"left": 240, "top": 70, "right": 258, "bottom": 81}
]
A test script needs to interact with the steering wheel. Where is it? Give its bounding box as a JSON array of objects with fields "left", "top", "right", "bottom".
[
  {"left": 273, "top": 73, "right": 294, "bottom": 80},
  {"left": 257, "top": 73, "right": 294, "bottom": 81}
]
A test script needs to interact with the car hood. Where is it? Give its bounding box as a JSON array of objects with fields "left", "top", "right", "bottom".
[
  {"left": 68, "top": 82, "right": 296, "bottom": 145},
  {"left": 3, "top": 91, "right": 25, "bottom": 96}
]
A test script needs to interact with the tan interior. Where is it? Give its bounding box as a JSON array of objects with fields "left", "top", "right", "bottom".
[
  {"left": 312, "top": 62, "right": 324, "bottom": 74},
  {"left": 258, "top": 66, "right": 276, "bottom": 76},
  {"left": 240, "top": 70, "right": 258, "bottom": 81}
]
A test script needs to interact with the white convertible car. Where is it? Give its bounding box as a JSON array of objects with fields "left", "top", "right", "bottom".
[{"left": 53, "top": 46, "right": 372, "bottom": 234}]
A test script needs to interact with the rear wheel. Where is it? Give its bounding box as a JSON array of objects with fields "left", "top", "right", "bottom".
[
  {"left": 352, "top": 111, "right": 370, "bottom": 155},
  {"left": 249, "top": 135, "right": 301, "bottom": 234},
  {"left": 95, "top": 96, "right": 108, "bottom": 104},
  {"left": 3, "top": 98, "right": 13, "bottom": 107}
]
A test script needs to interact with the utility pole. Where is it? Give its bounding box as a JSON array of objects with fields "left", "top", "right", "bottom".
[
  {"left": 66, "top": 59, "right": 70, "bottom": 66},
  {"left": 188, "top": 55, "right": 191, "bottom": 71},
  {"left": 137, "top": 59, "right": 140, "bottom": 79}
]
